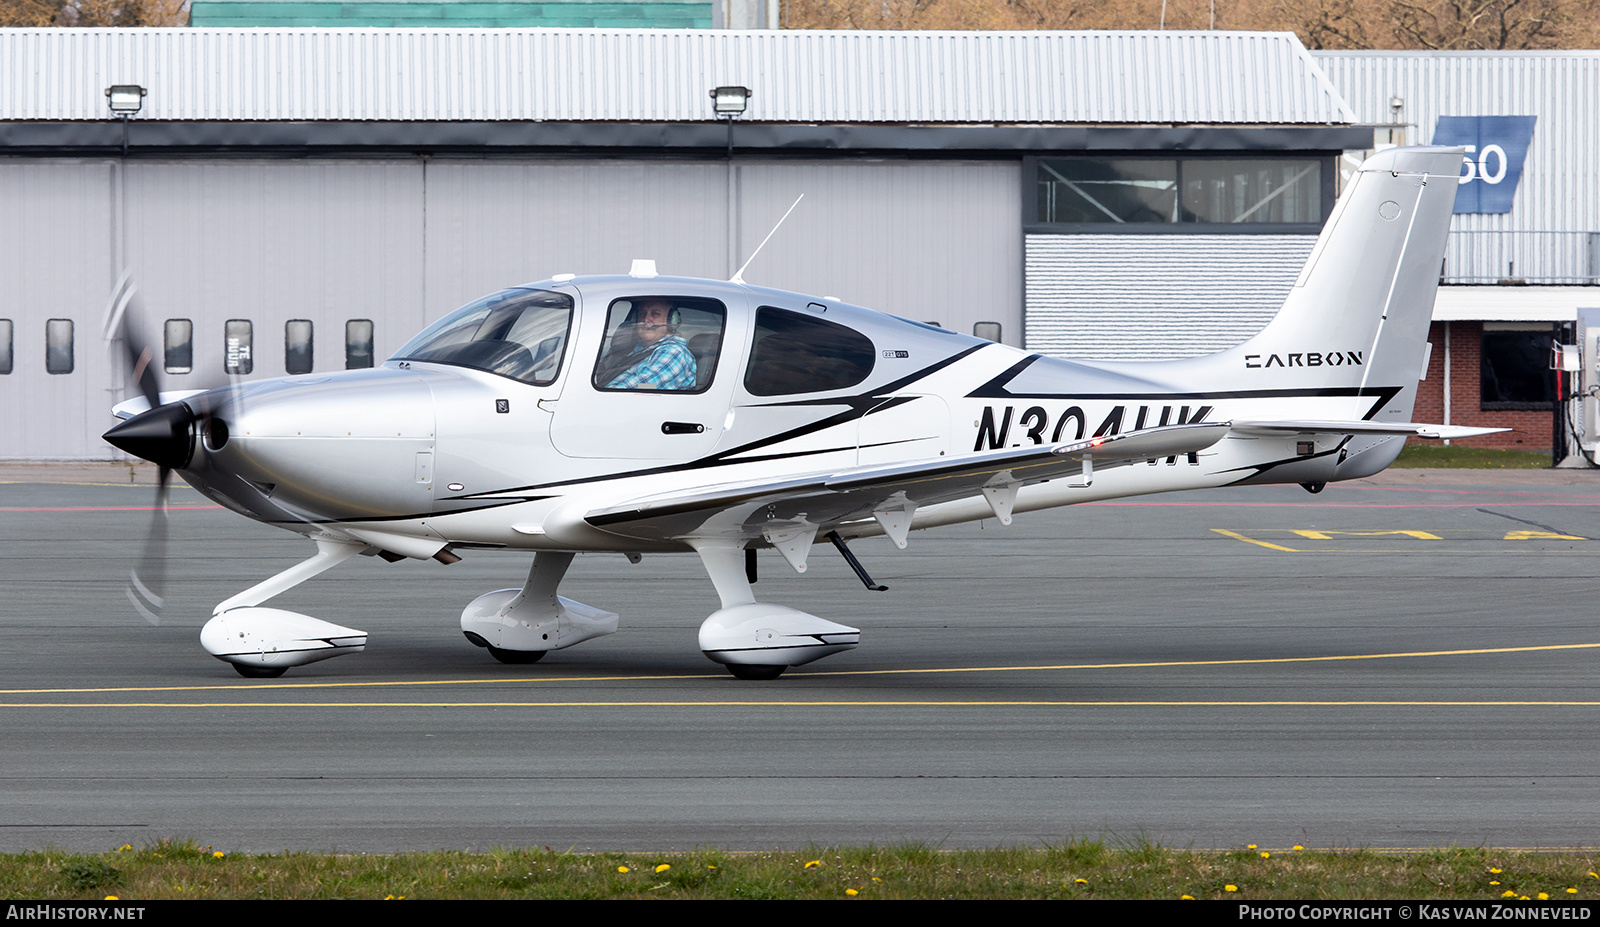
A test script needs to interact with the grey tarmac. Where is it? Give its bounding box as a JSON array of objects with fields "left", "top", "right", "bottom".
[{"left": 0, "top": 463, "right": 1597, "bottom": 853}]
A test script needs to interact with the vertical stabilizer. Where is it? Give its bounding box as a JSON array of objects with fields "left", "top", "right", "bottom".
[{"left": 1217, "top": 147, "right": 1463, "bottom": 425}]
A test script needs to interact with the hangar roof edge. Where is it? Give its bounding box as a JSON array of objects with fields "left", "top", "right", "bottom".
[{"left": 0, "top": 28, "right": 1357, "bottom": 126}]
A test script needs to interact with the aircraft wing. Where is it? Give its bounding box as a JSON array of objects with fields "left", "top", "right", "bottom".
[
  {"left": 1230, "top": 420, "right": 1509, "bottom": 440},
  {"left": 583, "top": 421, "right": 1230, "bottom": 545}
]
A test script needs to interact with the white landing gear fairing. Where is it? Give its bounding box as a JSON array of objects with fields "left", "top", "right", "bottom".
[{"left": 103, "top": 147, "right": 1504, "bottom": 680}]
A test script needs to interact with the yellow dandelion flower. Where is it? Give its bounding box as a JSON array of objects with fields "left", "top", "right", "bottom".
[
  {"left": 1260, "top": 852, "right": 1270, "bottom": 859},
  {"left": 213, "top": 851, "right": 225, "bottom": 859},
  {"left": 117, "top": 845, "right": 131, "bottom": 852},
  {"left": 872, "top": 877, "right": 881, "bottom": 883},
  {"left": 1567, "top": 888, "right": 1578, "bottom": 894},
  {"left": 1491, "top": 882, "right": 1500, "bottom": 886},
  {"left": 655, "top": 864, "right": 670, "bottom": 873},
  {"left": 617, "top": 866, "right": 629, "bottom": 873},
  {"left": 846, "top": 888, "right": 859, "bottom": 896},
  {"left": 1247, "top": 845, "right": 1257, "bottom": 850},
  {"left": 1181, "top": 895, "right": 1195, "bottom": 900},
  {"left": 384, "top": 895, "right": 395, "bottom": 901},
  {"left": 1590, "top": 872, "right": 1598, "bottom": 879},
  {"left": 1491, "top": 868, "right": 1502, "bottom": 874},
  {"left": 1226, "top": 884, "right": 1239, "bottom": 892},
  {"left": 1538, "top": 893, "right": 1549, "bottom": 900},
  {"left": 805, "top": 860, "right": 821, "bottom": 869},
  {"left": 1502, "top": 891, "right": 1517, "bottom": 898},
  {"left": 1074, "top": 878, "right": 1088, "bottom": 884},
  {"left": 103, "top": 896, "right": 118, "bottom": 902},
  {"left": 1293, "top": 846, "right": 1304, "bottom": 851}
]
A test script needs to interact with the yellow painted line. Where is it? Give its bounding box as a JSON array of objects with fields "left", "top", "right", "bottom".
[
  {"left": 4, "top": 642, "right": 1599, "bottom": 695},
  {"left": 807, "top": 641, "right": 1600, "bottom": 677},
  {"left": 1211, "top": 528, "right": 1301, "bottom": 551},
  {"left": 1292, "top": 529, "right": 1442, "bottom": 540},
  {"left": 0, "top": 672, "right": 723, "bottom": 695},
  {"left": 1210, "top": 528, "right": 1586, "bottom": 554},
  {"left": 3, "top": 700, "right": 1600, "bottom": 708}
]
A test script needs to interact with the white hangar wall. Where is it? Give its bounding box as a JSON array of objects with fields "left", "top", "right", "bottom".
[{"left": 0, "top": 155, "right": 1020, "bottom": 459}]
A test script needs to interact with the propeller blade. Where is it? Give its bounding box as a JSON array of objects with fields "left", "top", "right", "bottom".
[
  {"left": 101, "top": 273, "right": 180, "bottom": 626},
  {"left": 127, "top": 468, "right": 169, "bottom": 626}
]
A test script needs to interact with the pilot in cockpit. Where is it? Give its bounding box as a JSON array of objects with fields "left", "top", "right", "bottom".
[{"left": 598, "top": 299, "right": 698, "bottom": 391}]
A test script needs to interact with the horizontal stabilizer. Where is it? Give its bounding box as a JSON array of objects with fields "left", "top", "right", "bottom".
[{"left": 1231, "top": 420, "right": 1509, "bottom": 440}]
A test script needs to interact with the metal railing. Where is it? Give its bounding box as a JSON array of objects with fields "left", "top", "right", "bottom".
[{"left": 1442, "top": 231, "right": 1600, "bottom": 285}]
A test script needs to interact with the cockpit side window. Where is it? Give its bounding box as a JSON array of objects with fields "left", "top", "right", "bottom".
[
  {"left": 594, "top": 297, "right": 726, "bottom": 393},
  {"left": 392, "top": 288, "right": 572, "bottom": 386},
  {"left": 744, "top": 306, "right": 876, "bottom": 397}
]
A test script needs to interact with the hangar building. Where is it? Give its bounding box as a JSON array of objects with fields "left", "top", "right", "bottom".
[{"left": 0, "top": 28, "right": 1589, "bottom": 459}]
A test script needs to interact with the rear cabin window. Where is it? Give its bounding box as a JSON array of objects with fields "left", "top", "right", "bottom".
[
  {"left": 593, "top": 296, "right": 725, "bottom": 393},
  {"left": 744, "top": 307, "right": 875, "bottom": 396}
]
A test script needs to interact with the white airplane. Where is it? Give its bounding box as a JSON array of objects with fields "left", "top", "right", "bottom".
[{"left": 104, "top": 146, "right": 1499, "bottom": 680}]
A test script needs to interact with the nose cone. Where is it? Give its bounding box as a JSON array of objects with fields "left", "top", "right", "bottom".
[{"left": 103, "top": 402, "right": 197, "bottom": 470}]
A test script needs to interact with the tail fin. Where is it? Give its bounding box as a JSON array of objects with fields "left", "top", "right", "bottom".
[{"left": 1219, "top": 147, "right": 1463, "bottom": 423}]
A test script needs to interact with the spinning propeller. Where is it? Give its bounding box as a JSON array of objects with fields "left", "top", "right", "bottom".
[{"left": 101, "top": 272, "right": 199, "bottom": 626}]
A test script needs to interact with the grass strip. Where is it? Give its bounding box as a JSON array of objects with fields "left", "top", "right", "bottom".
[
  {"left": 1393, "top": 444, "right": 1552, "bottom": 469},
  {"left": 6, "top": 838, "right": 1599, "bottom": 900}
]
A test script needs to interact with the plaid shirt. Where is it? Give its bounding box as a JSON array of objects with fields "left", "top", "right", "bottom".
[{"left": 605, "top": 335, "right": 697, "bottom": 390}]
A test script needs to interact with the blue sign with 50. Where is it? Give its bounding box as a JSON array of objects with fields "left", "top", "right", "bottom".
[{"left": 1429, "top": 115, "right": 1537, "bottom": 214}]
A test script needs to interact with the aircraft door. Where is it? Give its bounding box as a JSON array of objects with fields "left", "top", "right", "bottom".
[{"left": 550, "top": 292, "right": 746, "bottom": 460}]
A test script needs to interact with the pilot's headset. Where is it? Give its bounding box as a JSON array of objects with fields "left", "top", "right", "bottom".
[{"left": 627, "top": 301, "right": 681, "bottom": 331}]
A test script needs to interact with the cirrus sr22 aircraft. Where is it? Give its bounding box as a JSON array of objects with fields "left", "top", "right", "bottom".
[{"left": 104, "top": 146, "right": 1497, "bottom": 680}]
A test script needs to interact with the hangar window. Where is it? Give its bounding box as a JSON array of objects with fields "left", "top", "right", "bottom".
[
  {"left": 594, "top": 297, "right": 725, "bottom": 393},
  {"left": 224, "top": 320, "right": 253, "bottom": 375},
  {"left": 1030, "top": 157, "right": 1330, "bottom": 231},
  {"left": 45, "top": 319, "right": 73, "bottom": 375},
  {"left": 1481, "top": 326, "right": 1554, "bottom": 410},
  {"left": 393, "top": 289, "right": 570, "bottom": 386},
  {"left": 346, "top": 320, "right": 374, "bottom": 369},
  {"left": 164, "top": 320, "right": 193, "bottom": 375},
  {"left": 285, "top": 320, "right": 313, "bottom": 375},
  {"left": 745, "top": 306, "right": 875, "bottom": 397},
  {"left": 0, "top": 320, "right": 11, "bottom": 374}
]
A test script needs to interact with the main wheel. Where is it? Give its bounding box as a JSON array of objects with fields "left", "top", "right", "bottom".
[
  {"left": 233, "top": 664, "right": 287, "bottom": 679},
  {"left": 727, "top": 663, "right": 786, "bottom": 680},
  {"left": 487, "top": 645, "right": 546, "bottom": 665}
]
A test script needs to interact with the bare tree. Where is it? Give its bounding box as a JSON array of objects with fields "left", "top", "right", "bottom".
[
  {"left": 0, "top": 0, "right": 187, "bottom": 26},
  {"left": 1390, "top": 0, "right": 1557, "bottom": 48},
  {"left": 781, "top": 0, "right": 1599, "bottom": 47}
]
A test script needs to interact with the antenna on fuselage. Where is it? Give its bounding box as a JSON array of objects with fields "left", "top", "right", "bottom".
[{"left": 730, "top": 194, "right": 804, "bottom": 285}]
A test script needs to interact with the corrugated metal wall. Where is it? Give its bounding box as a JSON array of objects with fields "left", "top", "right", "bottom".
[
  {"left": 1315, "top": 51, "right": 1600, "bottom": 282},
  {"left": 0, "top": 162, "right": 117, "bottom": 459},
  {"left": 1024, "top": 235, "right": 1317, "bottom": 360},
  {"left": 0, "top": 156, "right": 1018, "bottom": 459},
  {"left": 0, "top": 28, "right": 1353, "bottom": 125}
]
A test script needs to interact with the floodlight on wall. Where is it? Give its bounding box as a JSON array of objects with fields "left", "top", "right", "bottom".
[
  {"left": 710, "top": 85, "right": 752, "bottom": 159},
  {"left": 709, "top": 85, "right": 751, "bottom": 117},
  {"left": 106, "top": 84, "right": 146, "bottom": 116},
  {"left": 106, "top": 84, "right": 146, "bottom": 156}
]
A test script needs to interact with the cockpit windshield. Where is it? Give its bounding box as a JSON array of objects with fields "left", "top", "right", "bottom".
[{"left": 392, "top": 288, "right": 572, "bottom": 385}]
